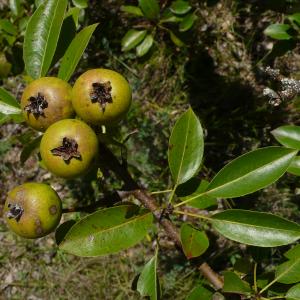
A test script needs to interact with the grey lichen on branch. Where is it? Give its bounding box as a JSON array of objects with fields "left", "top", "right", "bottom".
[{"left": 263, "top": 66, "right": 300, "bottom": 106}]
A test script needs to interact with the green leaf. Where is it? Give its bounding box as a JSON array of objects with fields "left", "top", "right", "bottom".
[
  {"left": 160, "top": 9, "right": 183, "bottom": 23},
  {"left": 0, "top": 19, "right": 18, "bottom": 35},
  {"left": 9, "top": 0, "right": 21, "bottom": 17},
  {"left": 276, "top": 258, "right": 300, "bottom": 284},
  {"left": 0, "top": 53, "right": 11, "bottom": 78},
  {"left": 59, "top": 205, "right": 153, "bottom": 257},
  {"left": 65, "top": 7, "right": 81, "bottom": 28},
  {"left": 288, "top": 156, "right": 300, "bottom": 176},
  {"left": 23, "top": 0, "right": 68, "bottom": 79},
  {"left": 186, "top": 285, "right": 213, "bottom": 300},
  {"left": 180, "top": 223, "right": 209, "bottom": 259},
  {"left": 288, "top": 13, "right": 300, "bottom": 26},
  {"left": 207, "top": 147, "right": 297, "bottom": 198},
  {"left": 272, "top": 125, "right": 300, "bottom": 149},
  {"left": 170, "top": 1, "right": 192, "bottom": 15},
  {"left": 264, "top": 24, "right": 292, "bottom": 40},
  {"left": 137, "top": 249, "right": 160, "bottom": 300},
  {"left": 55, "top": 220, "right": 76, "bottom": 245},
  {"left": 222, "top": 271, "right": 251, "bottom": 295},
  {"left": 58, "top": 23, "right": 98, "bottom": 81},
  {"left": 20, "top": 135, "right": 42, "bottom": 165},
  {"left": 179, "top": 13, "right": 197, "bottom": 32},
  {"left": 121, "top": 5, "right": 144, "bottom": 17},
  {"left": 285, "top": 244, "right": 300, "bottom": 260},
  {"left": 136, "top": 34, "right": 154, "bottom": 57},
  {"left": 178, "top": 179, "right": 217, "bottom": 209},
  {"left": 212, "top": 209, "right": 300, "bottom": 247},
  {"left": 72, "top": 0, "right": 88, "bottom": 9},
  {"left": 168, "top": 108, "right": 204, "bottom": 185},
  {"left": 138, "top": 0, "right": 160, "bottom": 20},
  {"left": 286, "top": 283, "right": 300, "bottom": 300},
  {"left": 0, "top": 87, "right": 22, "bottom": 115},
  {"left": 121, "top": 29, "right": 147, "bottom": 52},
  {"left": 169, "top": 30, "right": 185, "bottom": 47}
]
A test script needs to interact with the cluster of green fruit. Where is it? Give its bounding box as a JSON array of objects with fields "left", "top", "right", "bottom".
[{"left": 4, "top": 69, "right": 132, "bottom": 239}]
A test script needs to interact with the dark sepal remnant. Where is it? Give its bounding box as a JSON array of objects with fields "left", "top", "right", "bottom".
[
  {"left": 51, "top": 137, "right": 82, "bottom": 164},
  {"left": 90, "top": 81, "right": 113, "bottom": 112},
  {"left": 24, "top": 93, "right": 48, "bottom": 119},
  {"left": 7, "top": 203, "right": 24, "bottom": 222}
]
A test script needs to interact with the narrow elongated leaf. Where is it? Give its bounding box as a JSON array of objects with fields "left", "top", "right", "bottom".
[
  {"left": 212, "top": 209, "right": 300, "bottom": 247},
  {"left": 59, "top": 205, "right": 153, "bottom": 257},
  {"left": 58, "top": 23, "right": 98, "bottom": 81},
  {"left": 179, "top": 13, "right": 197, "bottom": 32},
  {"left": 137, "top": 249, "right": 160, "bottom": 300},
  {"left": 286, "top": 283, "right": 300, "bottom": 300},
  {"left": 168, "top": 108, "right": 204, "bottom": 185},
  {"left": 9, "top": 0, "right": 21, "bottom": 16},
  {"left": 121, "top": 5, "right": 144, "bottom": 17},
  {"left": 207, "top": 147, "right": 297, "bottom": 198},
  {"left": 272, "top": 125, "right": 300, "bottom": 149},
  {"left": 138, "top": 0, "right": 160, "bottom": 20},
  {"left": 170, "top": 1, "right": 192, "bottom": 15},
  {"left": 186, "top": 285, "right": 213, "bottom": 300},
  {"left": 222, "top": 271, "right": 251, "bottom": 295},
  {"left": 23, "top": 0, "right": 68, "bottom": 79},
  {"left": 169, "top": 30, "right": 184, "bottom": 47},
  {"left": 180, "top": 223, "right": 209, "bottom": 259},
  {"left": 0, "top": 87, "right": 21, "bottom": 115},
  {"left": 136, "top": 34, "right": 154, "bottom": 57},
  {"left": 288, "top": 156, "right": 300, "bottom": 176},
  {"left": 276, "top": 258, "right": 300, "bottom": 284},
  {"left": 121, "top": 29, "right": 147, "bottom": 52},
  {"left": 264, "top": 24, "right": 292, "bottom": 40}
]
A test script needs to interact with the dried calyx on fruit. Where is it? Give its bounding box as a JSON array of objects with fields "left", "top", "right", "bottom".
[
  {"left": 72, "top": 68, "right": 132, "bottom": 125},
  {"left": 40, "top": 119, "right": 99, "bottom": 178},
  {"left": 4, "top": 183, "right": 62, "bottom": 239},
  {"left": 21, "top": 77, "right": 74, "bottom": 131}
]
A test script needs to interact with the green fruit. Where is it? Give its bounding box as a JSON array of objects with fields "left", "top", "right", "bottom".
[
  {"left": 21, "top": 77, "right": 74, "bottom": 132},
  {"left": 71, "top": 68, "right": 132, "bottom": 125},
  {"left": 40, "top": 119, "right": 99, "bottom": 178},
  {"left": 4, "top": 183, "right": 62, "bottom": 239}
]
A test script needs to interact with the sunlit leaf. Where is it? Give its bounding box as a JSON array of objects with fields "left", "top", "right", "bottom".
[
  {"left": 264, "top": 24, "right": 292, "bottom": 40},
  {"left": 212, "top": 209, "right": 300, "bottom": 247},
  {"left": 136, "top": 34, "right": 154, "bottom": 57},
  {"left": 121, "top": 29, "right": 147, "bottom": 52}
]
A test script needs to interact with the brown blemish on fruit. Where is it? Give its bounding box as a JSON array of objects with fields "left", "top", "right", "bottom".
[
  {"left": 35, "top": 226, "right": 43, "bottom": 235},
  {"left": 7, "top": 203, "right": 24, "bottom": 222},
  {"left": 35, "top": 219, "right": 42, "bottom": 226},
  {"left": 89, "top": 81, "right": 112, "bottom": 112},
  {"left": 49, "top": 205, "right": 57, "bottom": 215},
  {"left": 24, "top": 92, "right": 48, "bottom": 119},
  {"left": 51, "top": 137, "right": 82, "bottom": 164}
]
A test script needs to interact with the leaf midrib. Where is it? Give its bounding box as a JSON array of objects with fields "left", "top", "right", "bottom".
[{"left": 62, "top": 211, "right": 151, "bottom": 245}]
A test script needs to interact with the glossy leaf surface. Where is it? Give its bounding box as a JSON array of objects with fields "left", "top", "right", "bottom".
[
  {"left": 170, "top": 1, "right": 192, "bottom": 15},
  {"left": 121, "top": 29, "right": 147, "bottom": 52},
  {"left": 288, "top": 156, "right": 300, "bottom": 176},
  {"left": 212, "top": 209, "right": 300, "bottom": 247},
  {"left": 0, "top": 87, "right": 21, "bottom": 115},
  {"left": 58, "top": 23, "right": 98, "bottom": 81},
  {"left": 121, "top": 5, "right": 144, "bottom": 17},
  {"left": 272, "top": 125, "right": 300, "bottom": 149},
  {"left": 59, "top": 205, "right": 153, "bottom": 257},
  {"left": 179, "top": 12, "right": 197, "bottom": 32},
  {"left": 136, "top": 34, "right": 154, "bottom": 57},
  {"left": 207, "top": 147, "right": 297, "bottom": 198},
  {"left": 23, "top": 0, "right": 68, "bottom": 78},
  {"left": 168, "top": 108, "right": 204, "bottom": 185}
]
